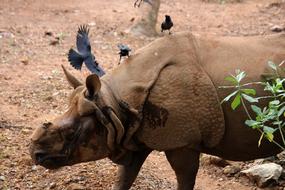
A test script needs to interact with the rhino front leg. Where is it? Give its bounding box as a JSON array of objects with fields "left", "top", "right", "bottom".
[
  {"left": 112, "top": 149, "right": 152, "bottom": 190},
  {"left": 165, "top": 147, "right": 200, "bottom": 190}
]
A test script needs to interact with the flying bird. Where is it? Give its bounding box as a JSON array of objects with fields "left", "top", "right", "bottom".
[
  {"left": 117, "top": 44, "right": 131, "bottom": 64},
  {"left": 134, "top": 0, "right": 152, "bottom": 7},
  {"left": 161, "top": 15, "right": 174, "bottom": 35},
  {"left": 68, "top": 25, "right": 105, "bottom": 77}
]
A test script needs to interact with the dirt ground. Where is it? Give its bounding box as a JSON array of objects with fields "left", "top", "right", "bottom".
[{"left": 0, "top": 0, "right": 285, "bottom": 189}]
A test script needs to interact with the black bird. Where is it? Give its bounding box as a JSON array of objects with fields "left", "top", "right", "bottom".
[
  {"left": 161, "top": 15, "right": 174, "bottom": 35},
  {"left": 134, "top": 0, "right": 152, "bottom": 7},
  {"left": 118, "top": 44, "right": 131, "bottom": 64},
  {"left": 68, "top": 25, "right": 105, "bottom": 77}
]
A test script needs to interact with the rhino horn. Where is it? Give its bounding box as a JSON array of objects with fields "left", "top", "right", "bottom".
[{"left": 61, "top": 65, "right": 82, "bottom": 89}]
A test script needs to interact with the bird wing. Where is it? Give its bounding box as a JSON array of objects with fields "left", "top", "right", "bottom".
[
  {"left": 124, "top": 45, "right": 131, "bottom": 51},
  {"left": 76, "top": 25, "right": 91, "bottom": 55},
  {"left": 68, "top": 48, "right": 84, "bottom": 70},
  {"left": 84, "top": 56, "right": 105, "bottom": 77},
  {"left": 161, "top": 22, "right": 165, "bottom": 30},
  {"left": 118, "top": 44, "right": 131, "bottom": 51},
  {"left": 117, "top": 44, "right": 124, "bottom": 50},
  {"left": 94, "top": 65, "right": 106, "bottom": 77}
]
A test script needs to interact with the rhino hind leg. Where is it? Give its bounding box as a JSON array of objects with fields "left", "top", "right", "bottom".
[
  {"left": 112, "top": 149, "right": 152, "bottom": 190},
  {"left": 165, "top": 148, "right": 200, "bottom": 190}
]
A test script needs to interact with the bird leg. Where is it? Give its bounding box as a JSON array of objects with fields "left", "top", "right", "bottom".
[
  {"left": 134, "top": 0, "right": 143, "bottom": 7},
  {"left": 118, "top": 55, "right": 122, "bottom": 65},
  {"left": 134, "top": 0, "right": 152, "bottom": 8}
]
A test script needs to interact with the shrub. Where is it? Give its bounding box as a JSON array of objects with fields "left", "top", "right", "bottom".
[{"left": 220, "top": 60, "right": 285, "bottom": 150}]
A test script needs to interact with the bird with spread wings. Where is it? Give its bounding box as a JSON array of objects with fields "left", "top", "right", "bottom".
[{"left": 68, "top": 25, "right": 105, "bottom": 77}]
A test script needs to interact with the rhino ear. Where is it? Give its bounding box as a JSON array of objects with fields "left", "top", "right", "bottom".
[
  {"left": 86, "top": 74, "right": 101, "bottom": 98},
  {"left": 61, "top": 65, "right": 82, "bottom": 89}
]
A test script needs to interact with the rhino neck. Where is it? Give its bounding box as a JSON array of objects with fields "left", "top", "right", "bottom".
[
  {"left": 100, "top": 79, "right": 123, "bottom": 120},
  {"left": 100, "top": 77, "right": 144, "bottom": 154}
]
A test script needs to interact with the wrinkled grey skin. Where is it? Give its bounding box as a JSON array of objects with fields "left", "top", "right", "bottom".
[{"left": 30, "top": 32, "right": 285, "bottom": 190}]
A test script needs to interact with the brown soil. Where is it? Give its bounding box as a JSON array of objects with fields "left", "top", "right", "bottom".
[{"left": 0, "top": 0, "right": 285, "bottom": 189}]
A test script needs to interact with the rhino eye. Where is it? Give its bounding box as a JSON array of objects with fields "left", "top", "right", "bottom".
[
  {"left": 66, "top": 133, "right": 74, "bottom": 141},
  {"left": 61, "top": 128, "right": 76, "bottom": 141},
  {"left": 38, "top": 135, "right": 56, "bottom": 146}
]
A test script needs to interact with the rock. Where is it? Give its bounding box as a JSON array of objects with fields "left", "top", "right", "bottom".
[
  {"left": 241, "top": 163, "right": 282, "bottom": 187},
  {"left": 44, "top": 31, "right": 53, "bottom": 36},
  {"left": 200, "top": 155, "right": 230, "bottom": 167},
  {"left": 0, "top": 31, "right": 14, "bottom": 38},
  {"left": 49, "top": 182, "right": 56, "bottom": 189},
  {"left": 0, "top": 176, "right": 5, "bottom": 181},
  {"left": 20, "top": 58, "right": 29, "bottom": 65},
  {"left": 67, "top": 183, "right": 86, "bottom": 190},
  {"left": 45, "top": 96, "right": 53, "bottom": 101},
  {"left": 130, "top": 17, "right": 135, "bottom": 22},
  {"left": 4, "top": 76, "right": 11, "bottom": 80},
  {"left": 50, "top": 39, "right": 59, "bottom": 46},
  {"left": 31, "top": 165, "right": 37, "bottom": 171},
  {"left": 270, "top": 25, "right": 284, "bottom": 32},
  {"left": 277, "top": 151, "right": 285, "bottom": 160},
  {"left": 280, "top": 169, "right": 285, "bottom": 180},
  {"left": 223, "top": 165, "right": 241, "bottom": 176},
  {"left": 253, "top": 156, "right": 277, "bottom": 165},
  {"left": 88, "top": 22, "right": 96, "bottom": 27}
]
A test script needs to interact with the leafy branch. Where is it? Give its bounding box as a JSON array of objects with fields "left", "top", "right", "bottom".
[{"left": 220, "top": 60, "right": 285, "bottom": 150}]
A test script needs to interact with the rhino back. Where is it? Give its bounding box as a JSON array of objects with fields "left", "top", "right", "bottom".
[{"left": 104, "top": 33, "right": 285, "bottom": 159}]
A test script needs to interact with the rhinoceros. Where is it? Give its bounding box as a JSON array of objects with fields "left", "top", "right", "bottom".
[{"left": 30, "top": 32, "right": 285, "bottom": 190}]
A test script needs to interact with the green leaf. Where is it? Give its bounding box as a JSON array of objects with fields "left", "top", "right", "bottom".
[
  {"left": 268, "top": 60, "right": 277, "bottom": 71},
  {"left": 270, "top": 100, "right": 280, "bottom": 105},
  {"left": 251, "top": 105, "right": 262, "bottom": 115},
  {"left": 241, "top": 88, "right": 256, "bottom": 95},
  {"left": 221, "top": 90, "right": 238, "bottom": 104},
  {"left": 278, "top": 106, "right": 285, "bottom": 117},
  {"left": 236, "top": 71, "right": 246, "bottom": 83},
  {"left": 273, "top": 121, "right": 282, "bottom": 126},
  {"left": 263, "top": 126, "right": 275, "bottom": 142},
  {"left": 231, "top": 93, "right": 241, "bottom": 110},
  {"left": 279, "top": 93, "right": 285, "bottom": 98},
  {"left": 258, "top": 132, "right": 264, "bottom": 147},
  {"left": 263, "top": 126, "right": 276, "bottom": 134},
  {"left": 245, "top": 120, "right": 260, "bottom": 127},
  {"left": 242, "top": 94, "right": 258, "bottom": 103},
  {"left": 225, "top": 76, "right": 238, "bottom": 85},
  {"left": 265, "top": 133, "right": 274, "bottom": 142}
]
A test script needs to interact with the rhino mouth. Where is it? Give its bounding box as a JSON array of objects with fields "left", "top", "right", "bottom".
[{"left": 35, "top": 152, "right": 69, "bottom": 169}]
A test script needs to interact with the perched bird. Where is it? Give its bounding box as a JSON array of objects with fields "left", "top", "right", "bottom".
[
  {"left": 68, "top": 25, "right": 105, "bottom": 77},
  {"left": 117, "top": 44, "right": 131, "bottom": 64},
  {"left": 134, "top": 0, "right": 152, "bottom": 7},
  {"left": 161, "top": 15, "right": 174, "bottom": 35}
]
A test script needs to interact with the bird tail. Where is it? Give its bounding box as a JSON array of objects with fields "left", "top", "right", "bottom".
[{"left": 68, "top": 48, "right": 84, "bottom": 70}]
